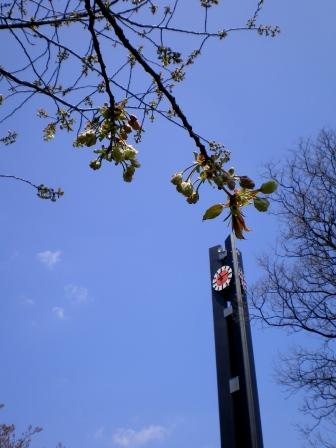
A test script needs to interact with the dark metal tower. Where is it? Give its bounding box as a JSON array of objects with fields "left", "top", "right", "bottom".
[{"left": 209, "top": 234, "right": 263, "bottom": 448}]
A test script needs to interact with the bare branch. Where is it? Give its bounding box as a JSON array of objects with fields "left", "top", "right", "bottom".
[{"left": 96, "top": 0, "right": 209, "bottom": 159}]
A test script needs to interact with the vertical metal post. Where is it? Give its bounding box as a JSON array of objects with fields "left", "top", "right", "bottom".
[{"left": 209, "top": 234, "right": 263, "bottom": 448}]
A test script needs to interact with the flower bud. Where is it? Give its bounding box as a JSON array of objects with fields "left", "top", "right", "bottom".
[
  {"left": 123, "top": 172, "right": 133, "bottom": 182},
  {"left": 74, "top": 130, "right": 96, "bottom": 147},
  {"left": 124, "top": 124, "right": 132, "bottom": 133},
  {"left": 123, "top": 165, "right": 135, "bottom": 182},
  {"left": 100, "top": 121, "right": 110, "bottom": 135},
  {"left": 227, "top": 179, "right": 236, "bottom": 191},
  {"left": 112, "top": 145, "right": 124, "bottom": 162},
  {"left": 187, "top": 191, "right": 199, "bottom": 204},
  {"left": 113, "top": 106, "right": 123, "bottom": 120},
  {"left": 181, "top": 181, "right": 193, "bottom": 197},
  {"left": 85, "top": 130, "right": 97, "bottom": 147},
  {"left": 90, "top": 159, "right": 101, "bottom": 170},
  {"left": 171, "top": 172, "right": 183, "bottom": 186},
  {"left": 253, "top": 197, "right": 270, "bottom": 212},
  {"left": 128, "top": 115, "right": 141, "bottom": 130},
  {"left": 239, "top": 176, "right": 255, "bottom": 189},
  {"left": 176, "top": 184, "right": 183, "bottom": 193},
  {"left": 100, "top": 105, "right": 110, "bottom": 119},
  {"left": 196, "top": 153, "right": 206, "bottom": 165},
  {"left": 260, "top": 180, "right": 278, "bottom": 194},
  {"left": 123, "top": 144, "right": 138, "bottom": 160},
  {"left": 131, "top": 159, "right": 141, "bottom": 168}
]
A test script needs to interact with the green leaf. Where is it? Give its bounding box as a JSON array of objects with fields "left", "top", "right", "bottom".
[
  {"left": 260, "top": 180, "right": 278, "bottom": 194},
  {"left": 203, "top": 204, "right": 224, "bottom": 220},
  {"left": 253, "top": 197, "right": 270, "bottom": 212}
]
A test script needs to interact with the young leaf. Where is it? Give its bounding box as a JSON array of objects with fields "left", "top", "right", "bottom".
[{"left": 203, "top": 204, "right": 224, "bottom": 220}]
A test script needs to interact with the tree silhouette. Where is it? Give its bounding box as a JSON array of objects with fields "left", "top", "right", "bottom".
[{"left": 252, "top": 129, "right": 336, "bottom": 446}]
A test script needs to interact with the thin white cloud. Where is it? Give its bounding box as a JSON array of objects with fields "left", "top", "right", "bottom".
[
  {"left": 37, "top": 250, "right": 62, "bottom": 269},
  {"left": 64, "top": 284, "right": 90, "bottom": 304},
  {"left": 112, "top": 426, "right": 168, "bottom": 448},
  {"left": 94, "top": 427, "right": 104, "bottom": 440},
  {"left": 20, "top": 295, "right": 35, "bottom": 306},
  {"left": 52, "top": 306, "right": 65, "bottom": 320}
]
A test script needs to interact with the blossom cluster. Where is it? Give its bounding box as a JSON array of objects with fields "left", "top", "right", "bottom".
[
  {"left": 73, "top": 100, "right": 141, "bottom": 182},
  {"left": 171, "top": 143, "right": 231, "bottom": 204},
  {"left": 171, "top": 142, "right": 278, "bottom": 238}
]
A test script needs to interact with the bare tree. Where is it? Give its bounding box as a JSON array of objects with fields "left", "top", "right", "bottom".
[
  {"left": 0, "top": 0, "right": 279, "bottom": 237},
  {"left": 0, "top": 405, "right": 63, "bottom": 448},
  {"left": 0, "top": 424, "right": 64, "bottom": 448},
  {"left": 251, "top": 129, "right": 336, "bottom": 446},
  {"left": 0, "top": 423, "right": 43, "bottom": 448}
]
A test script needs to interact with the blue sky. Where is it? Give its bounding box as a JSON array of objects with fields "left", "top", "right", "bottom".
[{"left": 1, "top": 1, "right": 336, "bottom": 447}]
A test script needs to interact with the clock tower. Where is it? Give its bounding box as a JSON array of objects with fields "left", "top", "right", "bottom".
[{"left": 209, "top": 233, "right": 263, "bottom": 448}]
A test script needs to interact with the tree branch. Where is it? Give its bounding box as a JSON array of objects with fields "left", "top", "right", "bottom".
[
  {"left": 95, "top": 0, "right": 209, "bottom": 158},
  {"left": 0, "top": 12, "right": 91, "bottom": 30},
  {"left": 0, "top": 67, "right": 88, "bottom": 112}
]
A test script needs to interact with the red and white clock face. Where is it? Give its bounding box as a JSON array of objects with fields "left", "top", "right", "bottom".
[{"left": 212, "top": 266, "right": 232, "bottom": 291}]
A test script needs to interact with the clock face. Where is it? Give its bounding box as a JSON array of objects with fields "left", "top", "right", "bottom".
[{"left": 212, "top": 266, "right": 232, "bottom": 291}]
